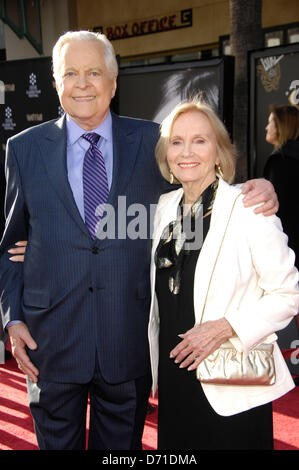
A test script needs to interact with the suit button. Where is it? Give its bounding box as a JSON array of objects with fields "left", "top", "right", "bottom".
[
  {"left": 89, "top": 287, "right": 94, "bottom": 292},
  {"left": 92, "top": 247, "right": 99, "bottom": 254}
]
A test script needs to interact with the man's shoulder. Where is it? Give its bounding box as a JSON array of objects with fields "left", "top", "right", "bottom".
[
  {"left": 114, "top": 113, "right": 159, "bottom": 133},
  {"left": 8, "top": 117, "right": 64, "bottom": 145}
]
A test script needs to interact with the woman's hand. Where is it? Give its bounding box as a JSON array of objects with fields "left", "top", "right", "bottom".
[
  {"left": 8, "top": 241, "right": 27, "bottom": 262},
  {"left": 242, "top": 178, "right": 278, "bottom": 216},
  {"left": 169, "top": 318, "right": 234, "bottom": 371}
]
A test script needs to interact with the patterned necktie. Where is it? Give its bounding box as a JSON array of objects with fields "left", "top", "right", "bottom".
[{"left": 82, "top": 132, "right": 109, "bottom": 238}]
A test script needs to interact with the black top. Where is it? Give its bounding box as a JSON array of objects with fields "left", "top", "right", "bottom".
[
  {"left": 155, "top": 180, "right": 217, "bottom": 390},
  {"left": 156, "top": 211, "right": 211, "bottom": 361},
  {"left": 155, "top": 184, "right": 213, "bottom": 449}
]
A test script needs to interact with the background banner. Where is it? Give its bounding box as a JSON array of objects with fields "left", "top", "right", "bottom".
[
  {"left": 117, "top": 56, "right": 234, "bottom": 132},
  {"left": 249, "top": 43, "right": 299, "bottom": 178},
  {"left": 0, "top": 56, "right": 61, "bottom": 235}
]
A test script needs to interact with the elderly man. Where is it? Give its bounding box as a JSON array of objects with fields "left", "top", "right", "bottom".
[{"left": 0, "top": 31, "right": 278, "bottom": 450}]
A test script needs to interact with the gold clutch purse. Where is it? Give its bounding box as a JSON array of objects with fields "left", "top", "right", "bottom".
[
  {"left": 196, "top": 341, "right": 276, "bottom": 385},
  {"left": 195, "top": 194, "right": 276, "bottom": 386}
]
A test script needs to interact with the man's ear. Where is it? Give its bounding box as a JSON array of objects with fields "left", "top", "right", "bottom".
[{"left": 111, "top": 75, "right": 118, "bottom": 99}]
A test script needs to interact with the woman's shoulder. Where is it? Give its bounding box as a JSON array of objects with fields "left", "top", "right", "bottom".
[
  {"left": 158, "top": 187, "right": 183, "bottom": 206},
  {"left": 217, "top": 178, "right": 274, "bottom": 224},
  {"left": 217, "top": 177, "right": 243, "bottom": 201}
]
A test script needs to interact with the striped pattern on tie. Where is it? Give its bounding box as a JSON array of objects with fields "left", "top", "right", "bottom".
[{"left": 82, "top": 132, "right": 109, "bottom": 238}]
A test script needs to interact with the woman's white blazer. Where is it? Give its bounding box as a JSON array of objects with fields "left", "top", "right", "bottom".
[{"left": 148, "top": 178, "right": 299, "bottom": 416}]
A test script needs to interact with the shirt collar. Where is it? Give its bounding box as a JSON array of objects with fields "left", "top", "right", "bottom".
[{"left": 66, "top": 111, "right": 113, "bottom": 147}]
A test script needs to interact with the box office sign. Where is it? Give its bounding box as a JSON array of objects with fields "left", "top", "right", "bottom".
[{"left": 94, "top": 9, "right": 193, "bottom": 40}]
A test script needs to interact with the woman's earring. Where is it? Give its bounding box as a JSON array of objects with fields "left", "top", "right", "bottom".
[
  {"left": 216, "top": 164, "right": 224, "bottom": 179},
  {"left": 169, "top": 172, "right": 174, "bottom": 184}
]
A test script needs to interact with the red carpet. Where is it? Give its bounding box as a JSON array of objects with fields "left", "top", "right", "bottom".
[{"left": 0, "top": 353, "right": 298, "bottom": 451}]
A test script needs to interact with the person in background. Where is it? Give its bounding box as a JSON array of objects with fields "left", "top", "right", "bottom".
[
  {"left": 264, "top": 104, "right": 299, "bottom": 385},
  {"left": 1, "top": 30, "right": 279, "bottom": 451},
  {"left": 148, "top": 100, "right": 299, "bottom": 450}
]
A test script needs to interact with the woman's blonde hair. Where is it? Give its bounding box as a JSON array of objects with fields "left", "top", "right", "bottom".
[
  {"left": 155, "top": 100, "right": 237, "bottom": 184},
  {"left": 270, "top": 104, "right": 299, "bottom": 147}
]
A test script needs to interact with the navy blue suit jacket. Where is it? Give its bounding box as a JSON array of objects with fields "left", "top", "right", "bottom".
[{"left": 0, "top": 112, "right": 170, "bottom": 384}]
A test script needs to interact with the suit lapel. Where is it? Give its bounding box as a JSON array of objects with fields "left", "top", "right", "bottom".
[
  {"left": 108, "top": 113, "right": 141, "bottom": 207},
  {"left": 37, "top": 115, "right": 90, "bottom": 237},
  {"left": 86, "top": 113, "right": 142, "bottom": 246}
]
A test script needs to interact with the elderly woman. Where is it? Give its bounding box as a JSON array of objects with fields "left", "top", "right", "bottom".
[{"left": 148, "top": 101, "right": 299, "bottom": 450}]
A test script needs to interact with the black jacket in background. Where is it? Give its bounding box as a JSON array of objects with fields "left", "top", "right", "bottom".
[{"left": 263, "top": 139, "right": 299, "bottom": 269}]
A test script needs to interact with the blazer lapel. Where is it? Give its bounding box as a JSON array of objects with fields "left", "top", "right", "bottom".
[
  {"left": 37, "top": 115, "right": 90, "bottom": 237},
  {"left": 150, "top": 188, "right": 183, "bottom": 302},
  {"left": 151, "top": 181, "right": 242, "bottom": 326},
  {"left": 151, "top": 188, "right": 183, "bottom": 256},
  {"left": 193, "top": 179, "right": 242, "bottom": 323}
]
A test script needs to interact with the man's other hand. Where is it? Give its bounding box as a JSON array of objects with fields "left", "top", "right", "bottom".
[{"left": 8, "top": 322, "right": 39, "bottom": 382}]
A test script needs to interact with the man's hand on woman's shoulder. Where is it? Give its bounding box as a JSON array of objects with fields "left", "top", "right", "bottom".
[{"left": 241, "top": 178, "right": 278, "bottom": 216}]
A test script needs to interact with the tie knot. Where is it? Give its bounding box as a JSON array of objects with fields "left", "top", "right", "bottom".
[{"left": 82, "top": 132, "right": 100, "bottom": 146}]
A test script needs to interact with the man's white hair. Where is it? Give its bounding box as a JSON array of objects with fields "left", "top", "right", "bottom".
[{"left": 52, "top": 30, "right": 118, "bottom": 82}]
